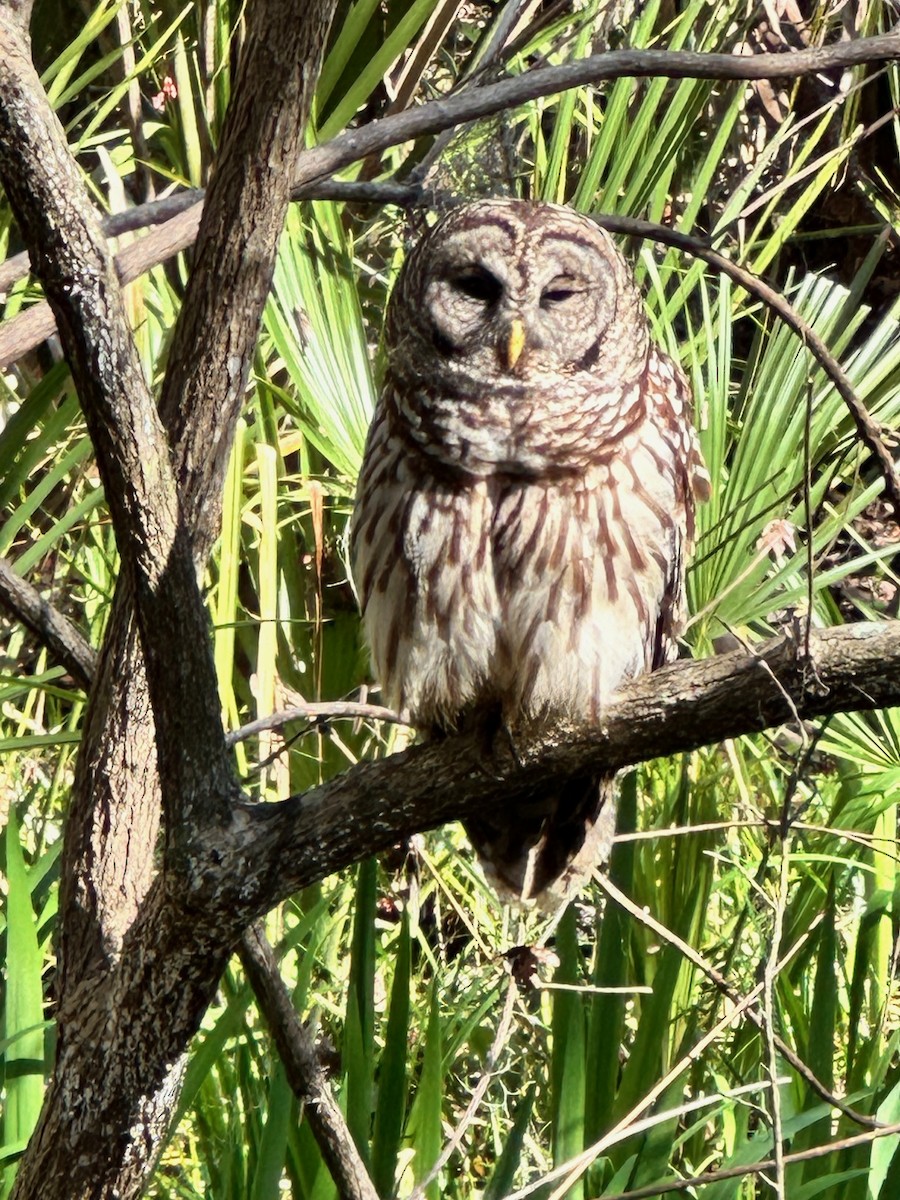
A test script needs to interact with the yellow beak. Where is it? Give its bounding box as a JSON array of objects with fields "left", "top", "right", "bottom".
[{"left": 505, "top": 318, "right": 526, "bottom": 370}]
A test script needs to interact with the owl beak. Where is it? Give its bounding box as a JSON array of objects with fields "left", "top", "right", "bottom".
[{"left": 504, "top": 318, "right": 527, "bottom": 371}]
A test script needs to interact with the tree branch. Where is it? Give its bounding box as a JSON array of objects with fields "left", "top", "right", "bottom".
[
  {"left": 0, "top": 561, "right": 376, "bottom": 1200},
  {"left": 0, "top": 555, "right": 401, "bottom": 743},
  {"left": 0, "top": 556, "right": 97, "bottom": 687},
  {"left": 593, "top": 214, "right": 900, "bottom": 526},
  {"left": 208, "top": 621, "right": 900, "bottom": 923},
  {"left": 157, "top": 1, "right": 338, "bottom": 554},
  {"left": 0, "top": 187, "right": 202, "bottom": 297},
  {"left": 0, "top": 16, "right": 236, "bottom": 844},
  {"left": 226, "top": 701, "right": 408, "bottom": 745},
  {"left": 2, "top": 4, "right": 338, "bottom": 1197},
  {"left": 11, "top": 619, "right": 891, "bottom": 1200},
  {"left": 0, "top": 182, "right": 416, "bottom": 369},
  {"left": 238, "top": 926, "right": 380, "bottom": 1200},
  {"left": 5, "top": 36, "right": 899, "bottom": 368},
  {"left": 292, "top": 35, "right": 900, "bottom": 184},
  {"left": 4, "top": 20, "right": 899, "bottom": 1200}
]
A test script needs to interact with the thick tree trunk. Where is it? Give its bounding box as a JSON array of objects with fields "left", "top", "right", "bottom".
[{"left": 0, "top": 2, "right": 337, "bottom": 1195}]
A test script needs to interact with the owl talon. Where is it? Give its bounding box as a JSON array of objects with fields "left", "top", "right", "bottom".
[{"left": 497, "top": 720, "right": 525, "bottom": 771}]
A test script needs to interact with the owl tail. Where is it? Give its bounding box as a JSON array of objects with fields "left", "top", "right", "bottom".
[{"left": 464, "top": 772, "right": 617, "bottom": 907}]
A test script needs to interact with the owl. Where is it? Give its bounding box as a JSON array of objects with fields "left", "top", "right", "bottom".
[{"left": 351, "top": 199, "right": 708, "bottom": 904}]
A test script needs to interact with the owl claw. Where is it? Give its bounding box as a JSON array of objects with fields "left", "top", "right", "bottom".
[{"left": 496, "top": 719, "right": 525, "bottom": 770}]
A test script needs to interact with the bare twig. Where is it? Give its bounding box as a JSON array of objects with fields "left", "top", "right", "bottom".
[
  {"left": 239, "top": 924, "right": 380, "bottom": 1200},
  {"left": 528, "top": 929, "right": 818, "bottom": 1200},
  {"left": 226, "top": 701, "right": 409, "bottom": 745},
  {"left": 292, "top": 36, "right": 900, "bottom": 186},
  {"left": 539, "top": 987, "right": 775, "bottom": 1200},
  {"left": 6, "top": 208, "right": 896, "bottom": 537},
  {"left": 0, "top": 557, "right": 97, "bottom": 687},
  {"left": 600, "top": 1119, "right": 900, "bottom": 1200},
  {"left": 0, "top": 189, "right": 202, "bottom": 296},
  {"left": 0, "top": 554, "right": 401, "bottom": 746}
]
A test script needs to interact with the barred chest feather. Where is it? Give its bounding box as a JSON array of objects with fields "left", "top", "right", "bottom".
[{"left": 350, "top": 352, "right": 695, "bottom": 731}]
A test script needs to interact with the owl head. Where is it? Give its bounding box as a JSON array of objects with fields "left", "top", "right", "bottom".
[{"left": 387, "top": 199, "right": 649, "bottom": 397}]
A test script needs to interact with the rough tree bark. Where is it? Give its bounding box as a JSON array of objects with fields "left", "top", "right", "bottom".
[
  {"left": 0, "top": 1, "right": 338, "bottom": 1196},
  {"left": 1, "top": 8, "right": 900, "bottom": 1200}
]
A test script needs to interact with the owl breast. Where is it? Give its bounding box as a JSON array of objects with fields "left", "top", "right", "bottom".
[
  {"left": 389, "top": 370, "right": 646, "bottom": 478},
  {"left": 351, "top": 349, "right": 691, "bottom": 729}
]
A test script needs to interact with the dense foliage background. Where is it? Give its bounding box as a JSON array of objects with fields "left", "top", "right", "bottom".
[{"left": 2, "top": 1, "right": 900, "bottom": 1197}]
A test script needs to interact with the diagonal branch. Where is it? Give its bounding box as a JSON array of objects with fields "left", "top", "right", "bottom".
[
  {"left": 0, "top": 561, "right": 374, "bottom": 1200},
  {"left": 4, "top": 36, "right": 899, "bottom": 368},
  {"left": 595, "top": 214, "right": 900, "bottom": 526},
  {"left": 157, "top": 0, "right": 338, "bottom": 556},
  {"left": 239, "top": 926, "right": 380, "bottom": 1200},
  {"left": 288, "top": 35, "right": 900, "bottom": 184},
  {"left": 0, "top": 16, "right": 235, "bottom": 840},
  {"left": 0, "top": 0, "right": 340, "bottom": 1005},
  {"left": 5, "top": 512, "right": 897, "bottom": 965},
  {"left": 0, "top": 556, "right": 97, "bottom": 687},
  {"left": 208, "top": 621, "right": 900, "bottom": 923}
]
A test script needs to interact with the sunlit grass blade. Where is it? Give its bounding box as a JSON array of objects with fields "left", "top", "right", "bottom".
[
  {"left": 551, "top": 906, "right": 586, "bottom": 1200},
  {"left": 249, "top": 1061, "right": 292, "bottom": 1200},
  {"left": 407, "top": 982, "right": 443, "bottom": 1200},
  {"left": 1, "top": 806, "right": 46, "bottom": 1198},
  {"left": 40, "top": 0, "right": 123, "bottom": 103},
  {"left": 344, "top": 860, "right": 376, "bottom": 1165},
  {"left": 316, "top": 0, "right": 436, "bottom": 141},
  {"left": 371, "top": 909, "right": 411, "bottom": 1197},
  {"left": 263, "top": 204, "right": 375, "bottom": 484},
  {"left": 585, "top": 773, "right": 638, "bottom": 1155},
  {"left": 483, "top": 1084, "right": 536, "bottom": 1200}
]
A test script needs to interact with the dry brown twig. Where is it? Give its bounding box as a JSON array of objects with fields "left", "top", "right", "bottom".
[{"left": 600, "top": 1119, "right": 900, "bottom": 1200}]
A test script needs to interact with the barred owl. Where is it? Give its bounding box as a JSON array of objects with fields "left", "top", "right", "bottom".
[{"left": 351, "top": 199, "right": 708, "bottom": 904}]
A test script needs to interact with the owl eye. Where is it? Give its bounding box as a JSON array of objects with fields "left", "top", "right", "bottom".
[
  {"left": 452, "top": 268, "right": 502, "bottom": 305},
  {"left": 540, "top": 285, "right": 578, "bottom": 308}
]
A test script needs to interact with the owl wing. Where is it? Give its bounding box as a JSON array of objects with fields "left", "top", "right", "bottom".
[{"left": 644, "top": 348, "right": 709, "bottom": 669}]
